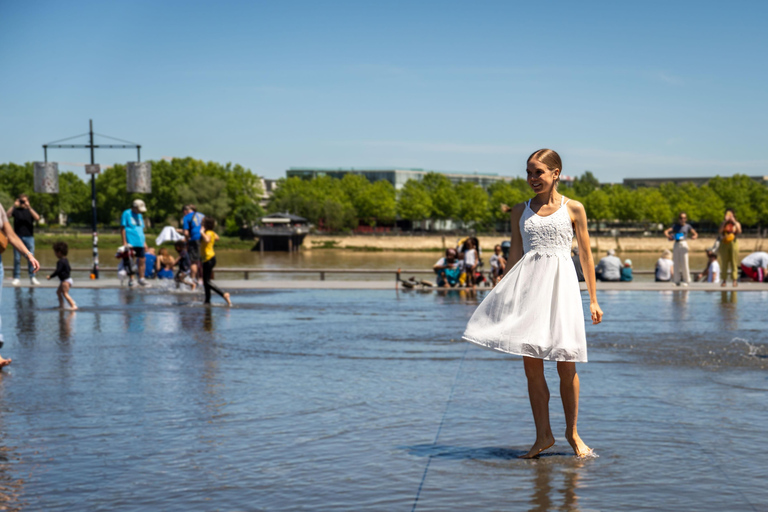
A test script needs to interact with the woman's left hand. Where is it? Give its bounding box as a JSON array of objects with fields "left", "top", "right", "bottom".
[
  {"left": 28, "top": 255, "right": 40, "bottom": 273},
  {"left": 590, "top": 302, "right": 603, "bottom": 325}
]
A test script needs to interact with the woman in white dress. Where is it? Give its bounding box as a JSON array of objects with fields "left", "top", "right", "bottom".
[{"left": 463, "top": 149, "right": 603, "bottom": 458}]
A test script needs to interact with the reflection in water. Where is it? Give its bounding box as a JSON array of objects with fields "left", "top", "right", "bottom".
[
  {"left": 121, "top": 291, "right": 147, "bottom": 333},
  {"left": 13, "top": 288, "right": 37, "bottom": 342},
  {"left": 529, "top": 459, "right": 583, "bottom": 512},
  {"left": 0, "top": 382, "right": 25, "bottom": 509},
  {"left": 203, "top": 307, "right": 214, "bottom": 332},
  {"left": 720, "top": 291, "right": 738, "bottom": 330},
  {"left": 57, "top": 311, "right": 75, "bottom": 343}
]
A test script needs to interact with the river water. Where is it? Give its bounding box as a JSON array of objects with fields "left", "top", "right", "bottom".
[
  {"left": 26, "top": 248, "right": 710, "bottom": 282},
  {"left": 0, "top": 286, "right": 766, "bottom": 510}
]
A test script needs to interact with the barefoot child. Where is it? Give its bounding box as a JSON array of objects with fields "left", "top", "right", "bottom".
[
  {"left": 199, "top": 218, "right": 232, "bottom": 306},
  {"left": 48, "top": 241, "right": 77, "bottom": 310},
  {"left": 463, "top": 149, "right": 603, "bottom": 459},
  {"left": 173, "top": 241, "right": 196, "bottom": 291}
]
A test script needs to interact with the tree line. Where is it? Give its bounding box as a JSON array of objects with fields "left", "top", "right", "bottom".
[
  {"left": 267, "top": 171, "right": 768, "bottom": 231},
  {"left": 3, "top": 160, "right": 766, "bottom": 234},
  {"left": 0, "top": 158, "right": 264, "bottom": 235}
]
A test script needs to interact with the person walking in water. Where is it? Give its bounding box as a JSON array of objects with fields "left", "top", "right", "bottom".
[
  {"left": 47, "top": 241, "right": 77, "bottom": 310},
  {"left": 120, "top": 199, "right": 149, "bottom": 286},
  {"left": 718, "top": 208, "right": 741, "bottom": 287},
  {"left": 199, "top": 217, "right": 232, "bottom": 306},
  {"left": 0, "top": 201, "right": 41, "bottom": 368},
  {"left": 462, "top": 149, "right": 603, "bottom": 459},
  {"left": 182, "top": 205, "right": 205, "bottom": 283},
  {"left": 664, "top": 212, "right": 698, "bottom": 286},
  {"left": 7, "top": 194, "right": 41, "bottom": 286}
]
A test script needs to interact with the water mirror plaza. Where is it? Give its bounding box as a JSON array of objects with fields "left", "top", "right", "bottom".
[{"left": 0, "top": 286, "right": 766, "bottom": 511}]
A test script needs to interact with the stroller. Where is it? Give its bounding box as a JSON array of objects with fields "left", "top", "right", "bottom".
[{"left": 116, "top": 245, "right": 138, "bottom": 286}]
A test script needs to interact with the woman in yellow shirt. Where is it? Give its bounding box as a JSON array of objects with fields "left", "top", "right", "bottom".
[{"left": 200, "top": 217, "right": 232, "bottom": 306}]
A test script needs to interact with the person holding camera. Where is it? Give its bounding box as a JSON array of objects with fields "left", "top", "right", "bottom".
[
  {"left": 663, "top": 212, "right": 698, "bottom": 286},
  {"left": 6, "top": 194, "right": 40, "bottom": 286},
  {"left": 718, "top": 208, "right": 742, "bottom": 287}
]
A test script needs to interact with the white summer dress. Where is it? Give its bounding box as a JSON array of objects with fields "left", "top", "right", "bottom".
[{"left": 462, "top": 196, "right": 587, "bottom": 362}]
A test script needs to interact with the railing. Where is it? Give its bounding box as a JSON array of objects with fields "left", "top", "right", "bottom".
[{"left": 38, "top": 267, "right": 677, "bottom": 281}]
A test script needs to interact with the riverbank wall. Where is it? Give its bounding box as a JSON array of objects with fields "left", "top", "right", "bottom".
[{"left": 305, "top": 234, "right": 768, "bottom": 254}]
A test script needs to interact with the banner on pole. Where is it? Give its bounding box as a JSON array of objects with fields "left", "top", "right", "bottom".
[
  {"left": 85, "top": 164, "right": 101, "bottom": 175},
  {"left": 126, "top": 161, "right": 152, "bottom": 193},
  {"left": 33, "top": 162, "right": 59, "bottom": 193}
]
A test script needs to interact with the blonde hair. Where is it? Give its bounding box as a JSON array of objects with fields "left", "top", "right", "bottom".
[{"left": 528, "top": 148, "right": 562, "bottom": 184}]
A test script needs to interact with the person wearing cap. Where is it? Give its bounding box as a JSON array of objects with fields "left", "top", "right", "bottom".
[
  {"left": 121, "top": 199, "right": 149, "bottom": 286},
  {"left": 620, "top": 259, "right": 633, "bottom": 282},
  {"left": 595, "top": 249, "right": 622, "bottom": 282}
]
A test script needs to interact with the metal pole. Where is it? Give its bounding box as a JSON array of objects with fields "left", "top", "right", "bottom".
[
  {"left": 44, "top": 145, "right": 48, "bottom": 162},
  {"left": 137, "top": 145, "right": 141, "bottom": 162},
  {"left": 89, "top": 119, "right": 99, "bottom": 279}
]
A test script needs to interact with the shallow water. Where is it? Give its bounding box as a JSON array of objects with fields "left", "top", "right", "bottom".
[{"left": 0, "top": 287, "right": 766, "bottom": 510}]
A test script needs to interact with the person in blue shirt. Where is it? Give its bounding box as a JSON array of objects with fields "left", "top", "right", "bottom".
[
  {"left": 121, "top": 199, "right": 149, "bottom": 286},
  {"left": 620, "top": 259, "right": 633, "bottom": 282},
  {"left": 144, "top": 247, "right": 157, "bottom": 279},
  {"left": 182, "top": 204, "right": 205, "bottom": 281}
]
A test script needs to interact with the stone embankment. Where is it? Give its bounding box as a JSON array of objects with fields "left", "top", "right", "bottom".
[{"left": 304, "top": 234, "right": 768, "bottom": 253}]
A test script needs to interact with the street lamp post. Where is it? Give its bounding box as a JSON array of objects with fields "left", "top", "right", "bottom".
[{"left": 43, "top": 119, "right": 142, "bottom": 279}]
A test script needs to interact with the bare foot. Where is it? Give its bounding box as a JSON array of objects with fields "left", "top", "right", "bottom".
[
  {"left": 519, "top": 435, "right": 555, "bottom": 459},
  {"left": 224, "top": 293, "right": 232, "bottom": 307},
  {"left": 0, "top": 357, "right": 12, "bottom": 369},
  {"left": 721, "top": 281, "right": 727, "bottom": 287},
  {"left": 565, "top": 431, "right": 592, "bottom": 458},
  {"left": 733, "top": 280, "right": 738, "bottom": 288}
]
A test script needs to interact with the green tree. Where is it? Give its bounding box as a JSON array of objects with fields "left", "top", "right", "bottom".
[
  {"left": 634, "top": 188, "right": 672, "bottom": 224},
  {"left": 58, "top": 171, "right": 91, "bottom": 224},
  {"left": 455, "top": 182, "right": 490, "bottom": 227},
  {"left": 487, "top": 181, "right": 531, "bottom": 222},
  {"left": 397, "top": 179, "right": 432, "bottom": 222},
  {"left": 0, "top": 189, "right": 12, "bottom": 210},
  {"left": 421, "top": 172, "right": 457, "bottom": 220},
  {"left": 708, "top": 175, "right": 759, "bottom": 225},
  {"left": 356, "top": 180, "right": 396, "bottom": 224},
  {"left": 583, "top": 189, "right": 612, "bottom": 226},
  {"left": 603, "top": 184, "right": 639, "bottom": 222},
  {"left": 572, "top": 171, "right": 599, "bottom": 197},
  {"left": 178, "top": 175, "right": 231, "bottom": 225}
]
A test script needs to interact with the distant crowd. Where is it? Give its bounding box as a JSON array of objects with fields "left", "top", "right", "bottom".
[{"left": 436, "top": 207, "right": 768, "bottom": 289}]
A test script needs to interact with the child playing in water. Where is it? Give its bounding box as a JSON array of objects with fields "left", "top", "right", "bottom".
[
  {"left": 47, "top": 241, "right": 77, "bottom": 310},
  {"left": 489, "top": 244, "right": 506, "bottom": 285},
  {"left": 174, "top": 241, "right": 196, "bottom": 291},
  {"left": 156, "top": 247, "right": 175, "bottom": 279},
  {"left": 200, "top": 217, "right": 232, "bottom": 306},
  {"left": 696, "top": 249, "right": 720, "bottom": 283}
]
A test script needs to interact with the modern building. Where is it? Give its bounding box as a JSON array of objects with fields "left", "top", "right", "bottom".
[
  {"left": 285, "top": 167, "right": 511, "bottom": 190},
  {"left": 623, "top": 175, "right": 768, "bottom": 188},
  {"left": 259, "top": 178, "right": 279, "bottom": 208}
]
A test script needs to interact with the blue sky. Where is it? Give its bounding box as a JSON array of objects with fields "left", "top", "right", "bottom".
[{"left": 1, "top": 0, "right": 767, "bottom": 183}]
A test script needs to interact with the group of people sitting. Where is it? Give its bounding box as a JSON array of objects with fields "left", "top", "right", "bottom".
[
  {"left": 593, "top": 249, "right": 634, "bottom": 282},
  {"left": 433, "top": 237, "right": 508, "bottom": 288}
]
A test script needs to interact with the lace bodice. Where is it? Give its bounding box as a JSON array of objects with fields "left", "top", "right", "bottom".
[{"left": 520, "top": 197, "right": 574, "bottom": 257}]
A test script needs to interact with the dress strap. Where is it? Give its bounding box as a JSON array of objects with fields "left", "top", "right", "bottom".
[
  {"left": 561, "top": 196, "right": 570, "bottom": 206},
  {"left": 527, "top": 199, "right": 532, "bottom": 208}
]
